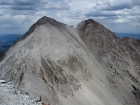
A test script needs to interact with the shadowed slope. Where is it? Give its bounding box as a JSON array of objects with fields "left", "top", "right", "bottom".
[{"left": 77, "top": 19, "right": 140, "bottom": 105}]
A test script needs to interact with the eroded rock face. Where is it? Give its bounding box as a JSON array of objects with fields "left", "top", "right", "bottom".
[
  {"left": 77, "top": 19, "right": 140, "bottom": 105},
  {"left": 0, "top": 16, "right": 139, "bottom": 105}
]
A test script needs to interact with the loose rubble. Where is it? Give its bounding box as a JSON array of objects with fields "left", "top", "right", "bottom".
[{"left": 0, "top": 80, "right": 42, "bottom": 105}]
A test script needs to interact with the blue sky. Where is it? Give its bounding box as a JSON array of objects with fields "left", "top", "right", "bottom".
[{"left": 0, "top": 0, "right": 140, "bottom": 34}]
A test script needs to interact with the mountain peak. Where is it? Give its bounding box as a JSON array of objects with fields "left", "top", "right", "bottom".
[
  {"left": 36, "top": 16, "right": 58, "bottom": 25},
  {"left": 77, "top": 18, "right": 101, "bottom": 32},
  {"left": 0, "top": 16, "right": 63, "bottom": 62},
  {"left": 85, "top": 18, "right": 94, "bottom": 23},
  {"left": 14, "top": 16, "right": 64, "bottom": 44}
]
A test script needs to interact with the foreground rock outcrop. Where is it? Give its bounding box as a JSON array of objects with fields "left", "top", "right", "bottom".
[{"left": 0, "top": 16, "right": 140, "bottom": 105}]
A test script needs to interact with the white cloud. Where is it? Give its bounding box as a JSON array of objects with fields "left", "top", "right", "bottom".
[
  {"left": 0, "top": 0, "right": 140, "bottom": 34},
  {"left": 44, "top": 1, "right": 69, "bottom": 10}
]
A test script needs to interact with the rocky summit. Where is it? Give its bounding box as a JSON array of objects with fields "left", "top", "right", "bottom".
[{"left": 0, "top": 16, "right": 140, "bottom": 105}]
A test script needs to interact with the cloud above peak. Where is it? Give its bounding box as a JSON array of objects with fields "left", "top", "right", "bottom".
[{"left": 0, "top": 0, "right": 140, "bottom": 34}]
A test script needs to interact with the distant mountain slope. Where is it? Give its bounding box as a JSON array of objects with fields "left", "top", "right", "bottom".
[
  {"left": 115, "top": 32, "right": 140, "bottom": 39},
  {"left": 0, "top": 34, "right": 22, "bottom": 42},
  {"left": 0, "top": 34, "right": 21, "bottom": 52},
  {"left": 0, "top": 41, "right": 13, "bottom": 52}
]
